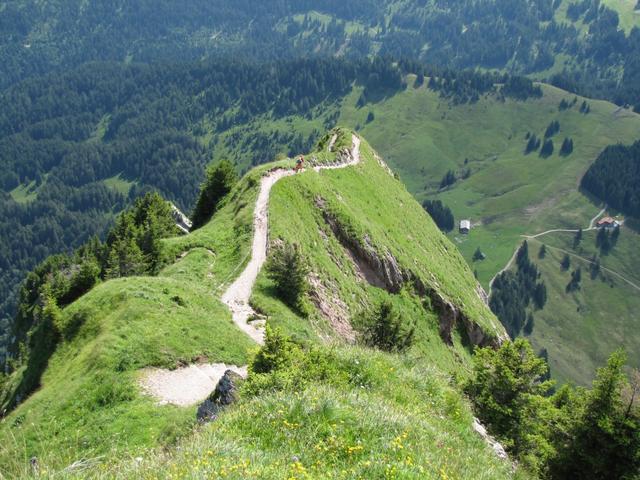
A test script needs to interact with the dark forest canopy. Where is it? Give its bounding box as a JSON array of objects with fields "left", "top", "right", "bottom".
[
  {"left": 0, "top": 0, "right": 640, "bottom": 109},
  {"left": 581, "top": 140, "right": 640, "bottom": 217}
]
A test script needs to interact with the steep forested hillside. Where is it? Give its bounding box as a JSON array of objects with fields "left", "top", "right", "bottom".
[{"left": 1, "top": 0, "right": 640, "bottom": 109}]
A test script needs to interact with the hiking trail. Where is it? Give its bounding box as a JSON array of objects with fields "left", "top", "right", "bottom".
[
  {"left": 140, "top": 134, "right": 361, "bottom": 406},
  {"left": 222, "top": 133, "right": 361, "bottom": 345}
]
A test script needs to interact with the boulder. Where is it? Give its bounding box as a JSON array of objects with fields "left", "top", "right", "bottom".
[{"left": 196, "top": 369, "right": 245, "bottom": 422}]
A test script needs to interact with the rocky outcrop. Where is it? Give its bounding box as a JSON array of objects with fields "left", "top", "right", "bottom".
[
  {"left": 170, "top": 203, "right": 193, "bottom": 234},
  {"left": 196, "top": 369, "right": 245, "bottom": 423},
  {"left": 473, "top": 417, "right": 509, "bottom": 460},
  {"left": 318, "top": 202, "right": 502, "bottom": 349}
]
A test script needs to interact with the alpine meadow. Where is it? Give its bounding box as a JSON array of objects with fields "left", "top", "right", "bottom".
[{"left": 1, "top": 1, "right": 639, "bottom": 479}]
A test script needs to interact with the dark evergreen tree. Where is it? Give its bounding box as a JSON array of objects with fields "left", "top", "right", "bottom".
[
  {"left": 573, "top": 228, "right": 583, "bottom": 249},
  {"left": 523, "top": 313, "right": 534, "bottom": 335},
  {"left": 560, "top": 137, "right": 574, "bottom": 156},
  {"left": 550, "top": 351, "right": 640, "bottom": 479},
  {"left": 561, "top": 254, "right": 571, "bottom": 271},
  {"left": 597, "top": 227, "right": 612, "bottom": 254},
  {"left": 566, "top": 267, "right": 582, "bottom": 292},
  {"left": 191, "top": 160, "right": 238, "bottom": 230},
  {"left": 590, "top": 256, "right": 601, "bottom": 279},
  {"left": 362, "top": 300, "right": 414, "bottom": 352},
  {"left": 582, "top": 140, "right": 640, "bottom": 217},
  {"left": 422, "top": 199, "right": 454, "bottom": 232},
  {"left": 538, "top": 244, "right": 547, "bottom": 259},
  {"left": 439, "top": 170, "right": 457, "bottom": 189},
  {"left": 525, "top": 134, "right": 541, "bottom": 154},
  {"left": 544, "top": 120, "right": 560, "bottom": 138},
  {"left": 533, "top": 282, "right": 547, "bottom": 309},
  {"left": 539, "top": 139, "right": 554, "bottom": 158},
  {"left": 265, "top": 241, "right": 309, "bottom": 314}
]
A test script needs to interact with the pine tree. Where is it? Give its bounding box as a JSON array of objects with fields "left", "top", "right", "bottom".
[
  {"left": 561, "top": 254, "right": 571, "bottom": 271},
  {"left": 544, "top": 120, "right": 560, "bottom": 138},
  {"left": 590, "top": 256, "right": 601, "bottom": 279},
  {"left": 362, "top": 300, "right": 414, "bottom": 352},
  {"left": 597, "top": 227, "right": 611, "bottom": 254},
  {"left": 191, "top": 160, "right": 238, "bottom": 230},
  {"left": 439, "top": 170, "right": 457, "bottom": 189},
  {"left": 525, "top": 134, "right": 541, "bottom": 154},
  {"left": 105, "top": 238, "right": 145, "bottom": 278},
  {"left": 539, "top": 139, "right": 554, "bottom": 158},
  {"left": 538, "top": 244, "right": 547, "bottom": 259},
  {"left": 573, "top": 228, "right": 583, "bottom": 248},
  {"left": 533, "top": 282, "right": 547, "bottom": 309},
  {"left": 560, "top": 137, "right": 574, "bottom": 156},
  {"left": 265, "top": 241, "right": 309, "bottom": 313},
  {"left": 551, "top": 351, "right": 640, "bottom": 479},
  {"left": 523, "top": 313, "right": 534, "bottom": 335}
]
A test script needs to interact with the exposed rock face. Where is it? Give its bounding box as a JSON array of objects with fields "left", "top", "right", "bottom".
[
  {"left": 308, "top": 272, "right": 356, "bottom": 342},
  {"left": 318, "top": 202, "right": 503, "bottom": 349},
  {"left": 473, "top": 417, "right": 509, "bottom": 460},
  {"left": 196, "top": 369, "right": 245, "bottom": 423},
  {"left": 170, "top": 203, "right": 193, "bottom": 234}
]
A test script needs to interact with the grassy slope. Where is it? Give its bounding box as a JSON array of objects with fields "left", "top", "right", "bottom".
[
  {"left": 0, "top": 130, "right": 515, "bottom": 478},
  {"left": 100, "top": 347, "right": 522, "bottom": 480},
  {"left": 601, "top": 0, "right": 640, "bottom": 33},
  {"left": 339, "top": 79, "right": 640, "bottom": 384},
  {"left": 0, "top": 169, "right": 264, "bottom": 473},
  {"left": 260, "top": 132, "right": 501, "bottom": 347},
  {"left": 523, "top": 228, "right": 640, "bottom": 386},
  {"left": 9, "top": 180, "right": 38, "bottom": 203}
]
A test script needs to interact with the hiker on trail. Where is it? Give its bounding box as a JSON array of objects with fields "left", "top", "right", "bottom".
[{"left": 294, "top": 156, "right": 304, "bottom": 173}]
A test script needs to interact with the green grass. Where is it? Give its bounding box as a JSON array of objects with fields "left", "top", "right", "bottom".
[
  {"left": 523, "top": 227, "right": 640, "bottom": 386},
  {"left": 9, "top": 181, "right": 39, "bottom": 203},
  {"left": 90, "top": 114, "right": 111, "bottom": 142},
  {"left": 338, "top": 79, "right": 640, "bottom": 386},
  {"left": 601, "top": 0, "right": 640, "bottom": 33},
  {"left": 262, "top": 131, "right": 502, "bottom": 345},
  {"left": 79, "top": 346, "right": 525, "bottom": 480},
  {"left": 0, "top": 129, "right": 512, "bottom": 477},
  {"left": 103, "top": 174, "right": 135, "bottom": 195},
  {"left": 0, "top": 171, "right": 269, "bottom": 474}
]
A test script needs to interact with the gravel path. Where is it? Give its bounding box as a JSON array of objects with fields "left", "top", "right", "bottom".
[
  {"left": 222, "top": 134, "right": 361, "bottom": 345},
  {"left": 139, "top": 134, "right": 361, "bottom": 405},
  {"left": 139, "top": 364, "right": 247, "bottom": 406}
]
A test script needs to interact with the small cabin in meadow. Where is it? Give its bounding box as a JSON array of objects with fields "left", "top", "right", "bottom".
[
  {"left": 460, "top": 219, "right": 471, "bottom": 234},
  {"left": 596, "top": 217, "right": 620, "bottom": 229}
]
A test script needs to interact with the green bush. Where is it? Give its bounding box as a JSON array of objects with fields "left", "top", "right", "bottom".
[
  {"left": 467, "top": 340, "right": 640, "bottom": 478},
  {"left": 265, "top": 241, "right": 309, "bottom": 314},
  {"left": 191, "top": 159, "right": 238, "bottom": 229},
  {"left": 246, "top": 327, "right": 349, "bottom": 395},
  {"left": 360, "top": 300, "right": 415, "bottom": 352}
]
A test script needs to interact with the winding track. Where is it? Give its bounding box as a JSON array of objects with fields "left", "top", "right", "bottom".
[
  {"left": 221, "top": 134, "right": 361, "bottom": 345},
  {"left": 140, "top": 135, "right": 361, "bottom": 406},
  {"left": 488, "top": 206, "right": 639, "bottom": 296}
]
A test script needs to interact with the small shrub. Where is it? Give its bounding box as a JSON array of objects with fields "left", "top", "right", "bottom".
[
  {"left": 265, "top": 241, "right": 309, "bottom": 314},
  {"left": 360, "top": 300, "right": 414, "bottom": 352}
]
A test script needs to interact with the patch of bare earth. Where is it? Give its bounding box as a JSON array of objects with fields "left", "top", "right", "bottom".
[
  {"left": 139, "top": 364, "right": 247, "bottom": 406},
  {"left": 308, "top": 273, "right": 355, "bottom": 342}
]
